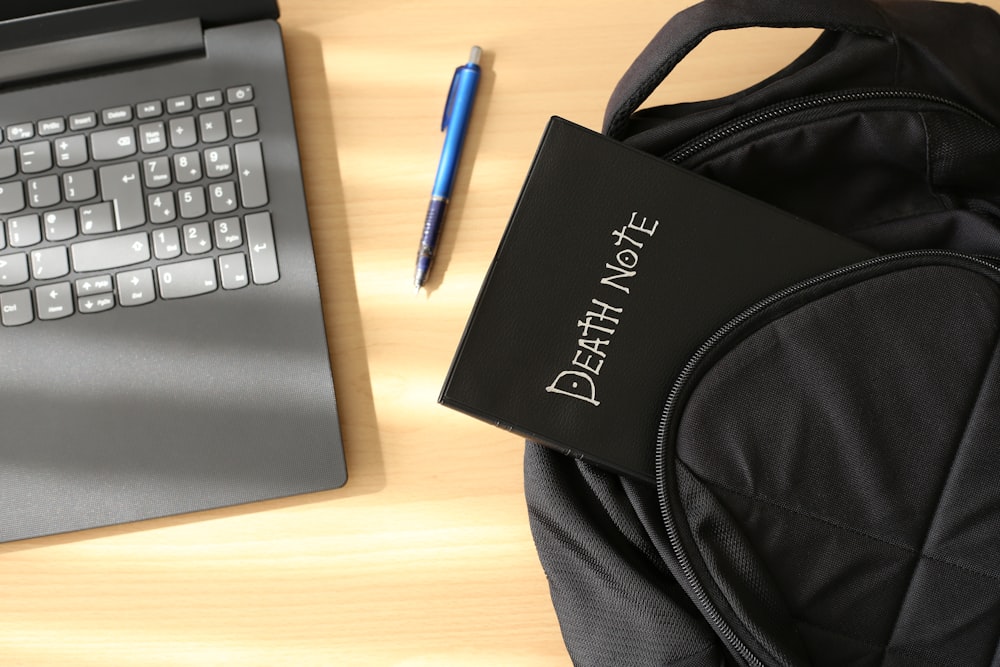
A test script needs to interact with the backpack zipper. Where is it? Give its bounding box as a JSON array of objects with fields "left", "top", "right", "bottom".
[
  {"left": 653, "top": 249, "right": 1000, "bottom": 667},
  {"left": 666, "top": 89, "right": 993, "bottom": 164}
]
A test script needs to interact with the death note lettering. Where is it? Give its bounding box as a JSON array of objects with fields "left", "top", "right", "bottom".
[{"left": 545, "top": 211, "right": 660, "bottom": 406}]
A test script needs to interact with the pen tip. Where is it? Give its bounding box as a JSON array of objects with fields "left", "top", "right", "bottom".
[{"left": 469, "top": 45, "right": 482, "bottom": 66}]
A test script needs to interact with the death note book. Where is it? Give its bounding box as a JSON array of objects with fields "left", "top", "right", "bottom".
[{"left": 440, "top": 117, "right": 874, "bottom": 482}]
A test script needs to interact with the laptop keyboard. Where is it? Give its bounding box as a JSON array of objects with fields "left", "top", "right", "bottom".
[{"left": 0, "top": 84, "right": 279, "bottom": 326}]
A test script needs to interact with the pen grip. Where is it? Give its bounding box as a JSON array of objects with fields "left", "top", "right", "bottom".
[{"left": 418, "top": 197, "right": 448, "bottom": 257}]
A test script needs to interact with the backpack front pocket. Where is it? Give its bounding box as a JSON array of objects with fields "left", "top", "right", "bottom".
[{"left": 656, "top": 252, "right": 1000, "bottom": 666}]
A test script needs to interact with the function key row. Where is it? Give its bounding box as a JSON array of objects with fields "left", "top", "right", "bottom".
[{"left": 3, "top": 85, "right": 254, "bottom": 143}]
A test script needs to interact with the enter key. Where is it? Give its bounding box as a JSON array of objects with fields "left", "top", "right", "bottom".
[{"left": 245, "top": 211, "right": 279, "bottom": 284}]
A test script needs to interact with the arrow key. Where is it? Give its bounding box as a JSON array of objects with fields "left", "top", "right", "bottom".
[
  {"left": 78, "top": 293, "right": 115, "bottom": 314},
  {"left": 75, "top": 273, "right": 113, "bottom": 296},
  {"left": 116, "top": 267, "right": 155, "bottom": 307},
  {"left": 34, "top": 281, "right": 73, "bottom": 320}
]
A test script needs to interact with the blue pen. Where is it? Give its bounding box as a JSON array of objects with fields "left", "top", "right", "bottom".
[{"left": 414, "top": 46, "right": 483, "bottom": 293}]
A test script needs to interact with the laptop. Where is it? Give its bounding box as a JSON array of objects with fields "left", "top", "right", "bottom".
[{"left": 0, "top": 0, "right": 348, "bottom": 543}]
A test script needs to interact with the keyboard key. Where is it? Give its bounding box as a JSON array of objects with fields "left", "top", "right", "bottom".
[
  {"left": 30, "top": 246, "right": 69, "bottom": 280},
  {"left": 76, "top": 274, "right": 113, "bottom": 295},
  {"left": 99, "top": 161, "right": 145, "bottom": 230},
  {"left": 245, "top": 211, "right": 278, "bottom": 284},
  {"left": 204, "top": 146, "right": 233, "bottom": 178},
  {"left": 91, "top": 127, "right": 137, "bottom": 161},
  {"left": 197, "top": 90, "right": 224, "bottom": 109},
  {"left": 169, "top": 116, "right": 197, "bottom": 148},
  {"left": 55, "top": 135, "right": 88, "bottom": 167},
  {"left": 0, "top": 181, "right": 25, "bottom": 214},
  {"left": 214, "top": 217, "right": 242, "bottom": 249},
  {"left": 226, "top": 85, "right": 254, "bottom": 104},
  {"left": 210, "top": 181, "right": 237, "bottom": 214},
  {"left": 0, "top": 288, "right": 32, "bottom": 326},
  {"left": 199, "top": 111, "right": 227, "bottom": 143},
  {"left": 43, "top": 209, "right": 77, "bottom": 241},
  {"left": 183, "top": 221, "right": 212, "bottom": 254},
  {"left": 116, "top": 267, "right": 155, "bottom": 306},
  {"left": 0, "top": 83, "right": 282, "bottom": 327},
  {"left": 174, "top": 151, "right": 201, "bottom": 183},
  {"left": 137, "top": 101, "right": 163, "bottom": 119},
  {"left": 71, "top": 231, "right": 149, "bottom": 272},
  {"left": 69, "top": 112, "right": 97, "bottom": 131},
  {"left": 35, "top": 281, "right": 73, "bottom": 320},
  {"left": 79, "top": 202, "right": 115, "bottom": 235},
  {"left": 7, "top": 215, "right": 41, "bottom": 247},
  {"left": 148, "top": 191, "right": 176, "bottom": 224},
  {"left": 28, "top": 175, "right": 60, "bottom": 208},
  {"left": 63, "top": 169, "right": 97, "bottom": 202},
  {"left": 157, "top": 257, "right": 217, "bottom": 299},
  {"left": 219, "top": 252, "right": 249, "bottom": 290},
  {"left": 38, "top": 118, "right": 64, "bottom": 136},
  {"left": 6, "top": 123, "right": 34, "bottom": 142},
  {"left": 229, "top": 106, "right": 258, "bottom": 138},
  {"left": 167, "top": 95, "right": 193, "bottom": 114},
  {"left": 139, "top": 122, "right": 167, "bottom": 153},
  {"left": 143, "top": 157, "right": 172, "bottom": 188},
  {"left": 0, "top": 147, "right": 15, "bottom": 179},
  {"left": 178, "top": 186, "right": 206, "bottom": 219},
  {"left": 153, "top": 227, "right": 181, "bottom": 260},
  {"left": 0, "top": 253, "right": 29, "bottom": 285},
  {"left": 235, "top": 141, "right": 268, "bottom": 208},
  {"left": 78, "top": 293, "right": 115, "bottom": 314},
  {"left": 19, "top": 141, "right": 52, "bottom": 173},
  {"left": 102, "top": 106, "right": 132, "bottom": 125}
]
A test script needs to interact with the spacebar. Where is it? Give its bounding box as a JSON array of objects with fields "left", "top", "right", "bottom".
[{"left": 71, "top": 232, "right": 150, "bottom": 272}]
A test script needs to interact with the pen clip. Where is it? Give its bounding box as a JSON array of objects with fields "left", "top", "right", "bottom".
[{"left": 441, "top": 66, "right": 463, "bottom": 131}]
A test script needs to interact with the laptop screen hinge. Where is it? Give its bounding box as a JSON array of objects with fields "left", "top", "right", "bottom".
[{"left": 0, "top": 18, "right": 204, "bottom": 88}]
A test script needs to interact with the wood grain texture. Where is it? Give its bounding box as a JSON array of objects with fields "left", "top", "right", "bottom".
[{"left": 5, "top": 1, "right": 996, "bottom": 664}]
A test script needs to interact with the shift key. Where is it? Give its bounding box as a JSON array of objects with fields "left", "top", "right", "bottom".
[{"left": 72, "top": 232, "right": 150, "bottom": 272}]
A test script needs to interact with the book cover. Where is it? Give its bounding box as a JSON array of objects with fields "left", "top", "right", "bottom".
[{"left": 440, "top": 117, "right": 874, "bottom": 482}]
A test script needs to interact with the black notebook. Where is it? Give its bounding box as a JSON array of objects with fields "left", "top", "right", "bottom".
[{"left": 440, "top": 117, "right": 875, "bottom": 482}]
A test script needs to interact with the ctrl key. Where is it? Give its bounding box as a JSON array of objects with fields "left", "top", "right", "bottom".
[{"left": 0, "top": 288, "right": 33, "bottom": 326}]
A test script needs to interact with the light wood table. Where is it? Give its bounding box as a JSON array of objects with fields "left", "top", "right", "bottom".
[{"left": 5, "top": 1, "right": 995, "bottom": 664}]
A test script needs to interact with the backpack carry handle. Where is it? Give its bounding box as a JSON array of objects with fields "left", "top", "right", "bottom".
[{"left": 603, "top": 0, "right": 892, "bottom": 139}]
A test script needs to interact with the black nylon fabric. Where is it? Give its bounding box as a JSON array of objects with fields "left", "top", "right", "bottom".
[
  {"left": 671, "top": 261, "right": 1000, "bottom": 666},
  {"left": 524, "top": 447, "right": 729, "bottom": 666},
  {"left": 525, "top": 0, "right": 1000, "bottom": 665}
]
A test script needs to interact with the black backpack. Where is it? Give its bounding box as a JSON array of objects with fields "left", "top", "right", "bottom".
[{"left": 524, "top": 1, "right": 1000, "bottom": 665}]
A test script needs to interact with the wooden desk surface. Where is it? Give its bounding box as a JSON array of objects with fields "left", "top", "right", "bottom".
[{"left": 5, "top": 1, "right": 998, "bottom": 664}]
